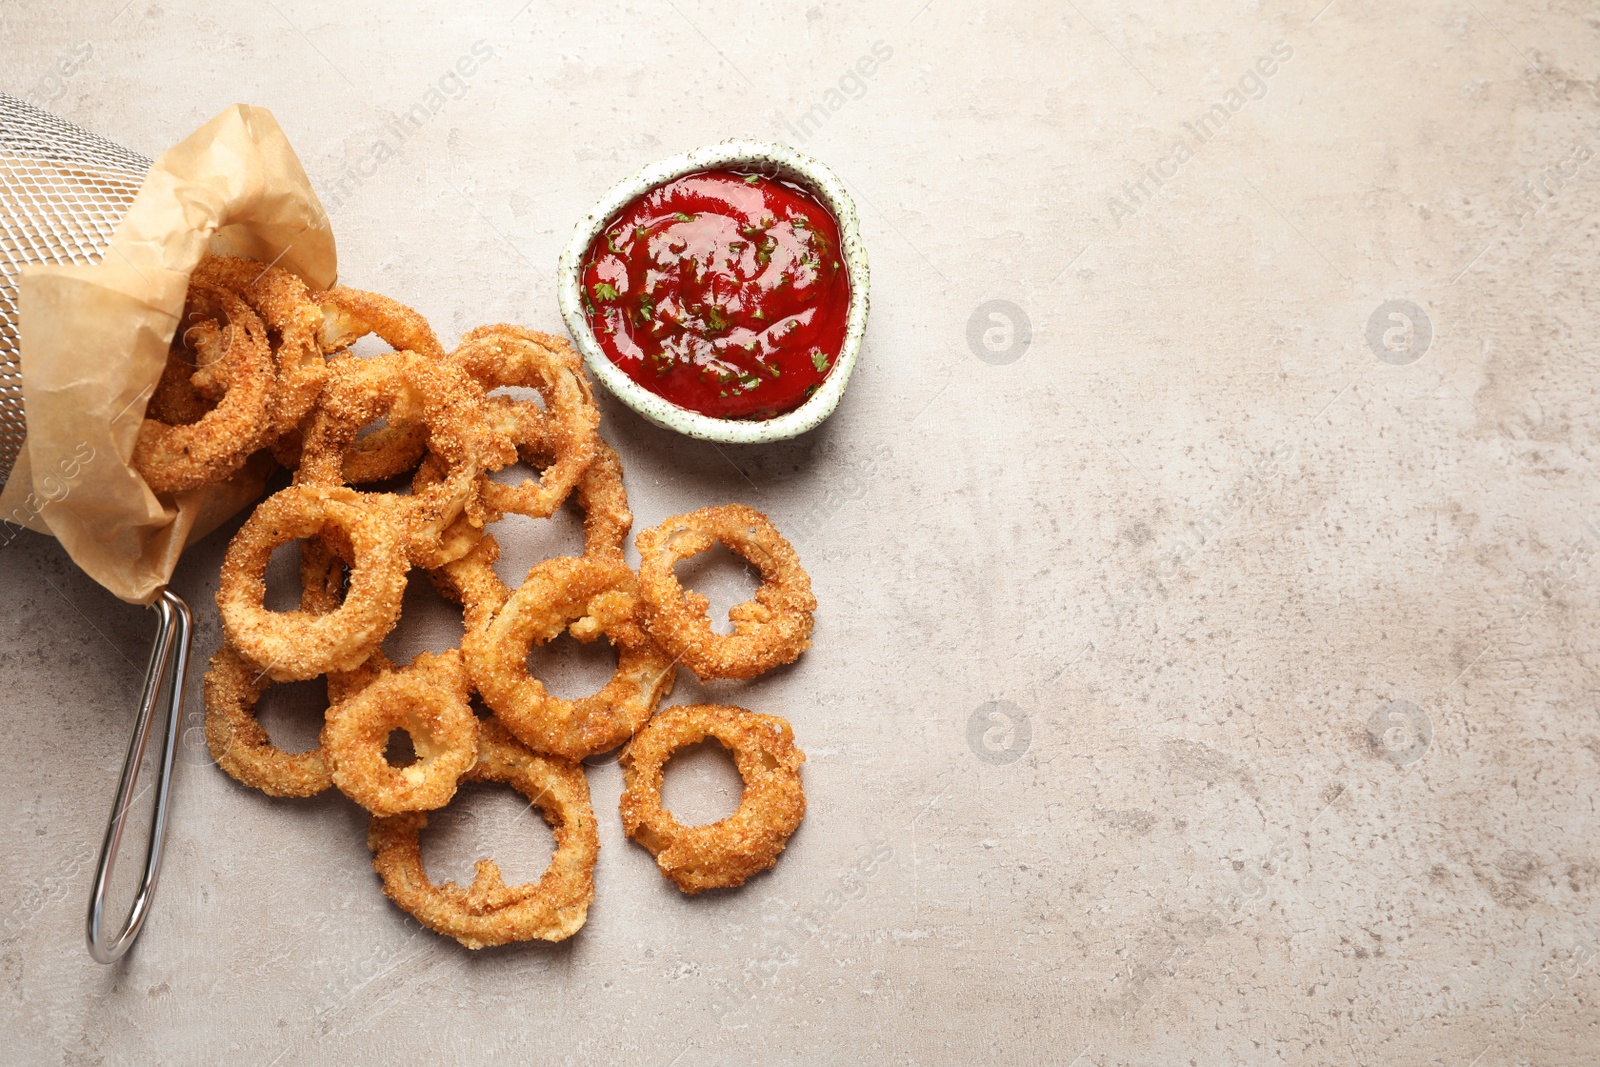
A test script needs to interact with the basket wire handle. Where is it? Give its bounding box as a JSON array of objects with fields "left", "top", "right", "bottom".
[{"left": 86, "top": 588, "right": 192, "bottom": 964}]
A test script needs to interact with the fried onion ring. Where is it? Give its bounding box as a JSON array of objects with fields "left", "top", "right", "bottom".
[
  {"left": 216, "top": 485, "right": 408, "bottom": 681},
  {"left": 368, "top": 718, "right": 598, "bottom": 947},
  {"left": 297, "top": 528, "right": 397, "bottom": 701},
  {"left": 315, "top": 286, "right": 445, "bottom": 481},
  {"left": 481, "top": 407, "right": 631, "bottom": 562},
  {"left": 414, "top": 415, "right": 629, "bottom": 566},
  {"left": 203, "top": 643, "right": 333, "bottom": 798},
  {"left": 146, "top": 345, "right": 215, "bottom": 426},
  {"left": 635, "top": 504, "right": 816, "bottom": 680},
  {"left": 464, "top": 555, "right": 675, "bottom": 760},
  {"left": 619, "top": 703, "right": 806, "bottom": 893},
  {"left": 429, "top": 532, "right": 510, "bottom": 631},
  {"left": 323, "top": 649, "right": 479, "bottom": 815},
  {"left": 332, "top": 349, "right": 428, "bottom": 485},
  {"left": 201, "top": 531, "right": 384, "bottom": 797},
  {"left": 134, "top": 283, "right": 274, "bottom": 494},
  {"left": 563, "top": 437, "right": 632, "bottom": 564},
  {"left": 191, "top": 254, "right": 329, "bottom": 441},
  {"left": 297, "top": 351, "right": 514, "bottom": 566},
  {"left": 452, "top": 324, "right": 598, "bottom": 521},
  {"left": 317, "top": 285, "right": 444, "bottom": 359}
]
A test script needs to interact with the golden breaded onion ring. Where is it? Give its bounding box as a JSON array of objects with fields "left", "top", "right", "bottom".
[
  {"left": 191, "top": 254, "right": 328, "bottom": 442},
  {"left": 464, "top": 555, "right": 675, "bottom": 761},
  {"left": 146, "top": 345, "right": 214, "bottom": 426},
  {"left": 203, "top": 644, "right": 333, "bottom": 798},
  {"left": 155, "top": 287, "right": 244, "bottom": 419},
  {"left": 619, "top": 703, "right": 806, "bottom": 894},
  {"left": 501, "top": 413, "right": 632, "bottom": 563},
  {"left": 322, "top": 649, "right": 479, "bottom": 816},
  {"left": 216, "top": 485, "right": 408, "bottom": 682},
  {"left": 316, "top": 286, "right": 446, "bottom": 482},
  {"left": 297, "top": 351, "right": 514, "bottom": 567},
  {"left": 557, "top": 435, "right": 632, "bottom": 564},
  {"left": 420, "top": 416, "right": 631, "bottom": 565},
  {"left": 368, "top": 718, "right": 599, "bottom": 948},
  {"left": 635, "top": 504, "right": 816, "bottom": 680},
  {"left": 429, "top": 532, "right": 510, "bottom": 631},
  {"left": 452, "top": 324, "right": 599, "bottom": 521},
  {"left": 317, "top": 285, "right": 444, "bottom": 359},
  {"left": 300, "top": 528, "right": 397, "bottom": 701},
  {"left": 133, "top": 283, "right": 274, "bottom": 494},
  {"left": 201, "top": 531, "right": 384, "bottom": 798}
]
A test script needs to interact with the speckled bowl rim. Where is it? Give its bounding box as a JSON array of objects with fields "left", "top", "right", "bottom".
[{"left": 556, "top": 140, "right": 869, "bottom": 444}]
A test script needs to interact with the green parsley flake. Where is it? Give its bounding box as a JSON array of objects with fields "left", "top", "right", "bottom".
[
  {"left": 811, "top": 349, "right": 830, "bottom": 373},
  {"left": 674, "top": 211, "right": 695, "bottom": 223},
  {"left": 593, "top": 281, "right": 619, "bottom": 302},
  {"left": 743, "top": 173, "right": 761, "bottom": 184}
]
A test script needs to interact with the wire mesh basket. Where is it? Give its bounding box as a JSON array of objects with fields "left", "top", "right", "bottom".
[
  {"left": 0, "top": 93, "right": 184, "bottom": 967},
  {"left": 0, "top": 90, "right": 151, "bottom": 489}
]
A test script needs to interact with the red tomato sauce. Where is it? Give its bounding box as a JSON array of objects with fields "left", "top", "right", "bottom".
[{"left": 579, "top": 168, "right": 851, "bottom": 420}]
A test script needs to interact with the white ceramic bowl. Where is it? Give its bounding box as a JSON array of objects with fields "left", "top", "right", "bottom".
[{"left": 556, "top": 140, "right": 869, "bottom": 444}]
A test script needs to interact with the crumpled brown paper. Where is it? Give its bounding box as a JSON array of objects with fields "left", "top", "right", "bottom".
[{"left": 0, "top": 104, "right": 336, "bottom": 604}]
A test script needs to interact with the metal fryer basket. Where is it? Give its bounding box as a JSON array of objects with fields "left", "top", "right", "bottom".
[
  {"left": 0, "top": 90, "right": 151, "bottom": 490},
  {"left": 0, "top": 93, "right": 185, "bottom": 967}
]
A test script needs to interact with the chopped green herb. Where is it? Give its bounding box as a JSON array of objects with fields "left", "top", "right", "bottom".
[
  {"left": 811, "top": 349, "right": 830, "bottom": 373},
  {"left": 635, "top": 294, "right": 656, "bottom": 325},
  {"left": 607, "top": 234, "right": 623, "bottom": 254},
  {"left": 752, "top": 307, "right": 766, "bottom": 320},
  {"left": 674, "top": 211, "right": 695, "bottom": 223},
  {"left": 592, "top": 281, "right": 619, "bottom": 302},
  {"left": 704, "top": 305, "right": 729, "bottom": 332},
  {"left": 635, "top": 225, "right": 650, "bottom": 242},
  {"left": 743, "top": 173, "right": 762, "bottom": 184},
  {"left": 804, "top": 383, "right": 820, "bottom": 399}
]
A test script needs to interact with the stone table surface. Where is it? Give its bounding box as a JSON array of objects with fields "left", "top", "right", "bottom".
[{"left": 3, "top": 1, "right": 1600, "bottom": 1064}]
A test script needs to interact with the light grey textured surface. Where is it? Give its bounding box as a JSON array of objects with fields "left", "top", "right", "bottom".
[{"left": 3, "top": 1, "right": 1600, "bottom": 1064}]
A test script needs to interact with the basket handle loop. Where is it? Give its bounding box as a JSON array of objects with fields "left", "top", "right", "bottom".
[{"left": 86, "top": 588, "right": 191, "bottom": 964}]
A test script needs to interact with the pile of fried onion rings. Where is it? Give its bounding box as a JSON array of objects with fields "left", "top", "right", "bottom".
[{"left": 188, "top": 255, "right": 815, "bottom": 946}]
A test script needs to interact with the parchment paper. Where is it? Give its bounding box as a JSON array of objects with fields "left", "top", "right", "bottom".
[{"left": 0, "top": 104, "right": 336, "bottom": 604}]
